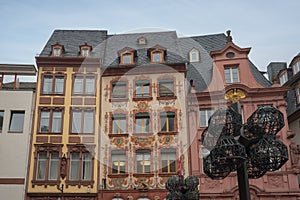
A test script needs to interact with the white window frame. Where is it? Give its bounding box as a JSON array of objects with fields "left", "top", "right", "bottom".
[
  {"left": 189, "top": 49, "right": 200, "bottom": 62},
  {"left": 279, "top": 72, "right": 288, "bottom": 85},
  {"left": 225, "top": 67, "right": 240, "bottom": 83},
  {"left": 199, "top": 109, "right": 214, "bottom": 127},
  {"left": 293, "top": 61, "right": 300, "bottom": 75}
]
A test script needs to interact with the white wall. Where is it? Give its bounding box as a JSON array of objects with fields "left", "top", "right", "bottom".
[{"left": 0, "top": 90, "right": 35, "bottom": 200}]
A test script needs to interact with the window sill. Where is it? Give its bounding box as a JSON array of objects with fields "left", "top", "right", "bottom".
[
  {"left": 157, "top": 131, "right": 178, "bottom": 136},
  {"left": 157, "top": 96, "right": 177, "bottom": 100},
  {"left": 41, "top": 93, "right": 65, "bottom": 96},
  {"left": 132, "top": 132, "right": 154, "bottom": 136},
  {"left": 38, "top": 132, "right": 62, "bottom": 135},
  {"left": 72, "top": 93, "right": 96, "bottom": 96},
  {"left": 158, "top": 172, "right": 178, "bottom": 177},
  {"left": 70, "top": 132, "right": 95, "bottom": 135},
  {"left": 108, "top": 173, "right": 129, "bottom": 178},
  {"left": 7, "top": 131, "right": 23, "bottom": 134},
  {"left": 133, "top": 173, "right": 154, "bottom": 178},
  {"left": 132, "top": 97, "right": 153, "bottom": 101},
  {"left": 109, "top": 98, "right": 129, "bottom": 102},
  {"left": 31, "top": 180, "right": 60, "bottom": 187},
  {"left": 108, "top": 133, "right": 129, "bottom": 138},
  {"left": 65, "top": 180, "right": 94, "bottom": 188}
]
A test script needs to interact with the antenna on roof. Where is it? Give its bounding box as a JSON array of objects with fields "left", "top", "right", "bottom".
[{"left": 226, "top": 30, "right": 233, "bottom": 43}]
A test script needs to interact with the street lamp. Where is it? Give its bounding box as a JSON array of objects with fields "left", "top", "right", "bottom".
[{"left": 202, "top": 94, "right": 288, "bottom": 200}]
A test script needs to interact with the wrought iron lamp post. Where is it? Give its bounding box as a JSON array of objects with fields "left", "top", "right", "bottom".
[{"left": 202, "top": 89, "right": 288, "bottom": 200}]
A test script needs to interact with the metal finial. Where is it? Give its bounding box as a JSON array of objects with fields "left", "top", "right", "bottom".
[{"left": 226, "top": 30, "right": 233, "bottom": 42}]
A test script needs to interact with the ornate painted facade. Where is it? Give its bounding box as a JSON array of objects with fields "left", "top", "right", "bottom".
[{"left": 25, "top": 29, "right": 300, "bottom": 200}]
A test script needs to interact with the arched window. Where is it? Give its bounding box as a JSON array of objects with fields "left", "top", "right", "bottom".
[{"left": 189, "top": 48, "right": 199, "bottom": 62}]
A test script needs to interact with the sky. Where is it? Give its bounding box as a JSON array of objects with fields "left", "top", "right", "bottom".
[{"left": 1, "top": 0, "right": 300, "bottom": 81}]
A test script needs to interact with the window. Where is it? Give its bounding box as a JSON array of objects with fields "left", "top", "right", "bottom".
[
  {"left": 111, "top": 150, "right": 126, "bottom": 174},
  {"left": 9, "top": 111, "right": 25, "bottom": 132},
  {"left": 73, "top": 76, "right": 95, "bottom": 95},
  {"left": 161, "top": 148, "right": 176, "bottom": 173},
  {"left": 137, "top": 37, "right": 147, "bottom": 45},
  {"left": 53, "top": 47, "right": 61, "bottom": 56},
  {"left": 37, "top": 152, "right": 59, "bottom": 180},
  {"left": 121, "top": 53, "right": 133, "bottom": 64},
  {"left": 33, "top": 144, "right": 62, "bottom": 186},
  {"left": 0, "top": 111, "right": 3, "bottom": 132},
  {"left": 71, "top": 109, "right": 94, "bottom": 134},
  {"left": 81, "top": 48, "right": 89, "bottom": 57},
  {"left": 296, "top": 88, "right": 300, "bottom": 104},
  {"left": 225, "top": 67, "right": 239, "bottom": 83},
  {"left": 112, "top": 81, "right": 127, "bottom": 99},
  {"left": 200, "top": 109, "right": 214, "bottom": 127},
  {"left": 39, "top": 109, "right": 63, "bottom": 133},
  {"left": 160, "top": 111, "right": 175, "bottom": 132},
  {"left": 279, "top": 72, "right": 288, "bottom": 85},
  {"left": 293, "top": 61, "right": 300, "bottom": 75},
  {"left": 189, "top": 49, "right": 199, "bottom": 62},
  {"left": 136, "top": 150, "right": 151, "bottom": 173},
  {"left": 135, "top": 113, "right": 150, "bottom": 133},
  {"left": 70, "top": 152, "right": 92, "bottom": 181},
  {"left": 159, "top": 79, "right": 174, "bottom": 97},
  {"left": 112, "top": 114, "right": 126, "bottom": 134},
  {"left": 42, "top": 75, "right": 65, "bottom": 95},
  {"left": 135, "top": 80, "right": 150, "bottom": 98},
  {"left": 152, "top": 52, "right": 163, "bottom": 63}
]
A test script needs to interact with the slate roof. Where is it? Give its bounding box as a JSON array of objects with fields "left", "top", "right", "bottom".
[
  {"left": 178, "top": 34, "right": 271, "bottom": 91},
  {"left": 190, "top": 34, "right": 227, "bottom": 53},
  {"left": 38, "top": 29, "right": 271, "bottom": 91},
  {"left": 39, "top": 30, "right": 108, "bottom": 57},
  {"left": 267, "top": 62, "right": 287, "bottom": 82},
  {"left": 249, "top": 61, "right": 272, "bottom": 87},
  {"left": 102, "top": 31, "right": 186, "bottom": 67},
  {"left": 177, "top": 37, "right": 216, "bottom": 91}
]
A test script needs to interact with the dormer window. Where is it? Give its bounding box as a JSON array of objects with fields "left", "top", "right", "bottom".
[
  {"left": 118, "top": 47, "right": 135, "bottom": 65},
  {"left": 121, "top": 52, "right": 133, "bottom": 64},
  {"left": 53, "top": 48, "right": 61, "bottom": 56},
  {"left": 81, "top": 48, "right": 89, "bottom": 57},
  {"left": 149, "top": 45, "right": 166, "bottom": 63},
  {"left": 80, "top": 43, "right": 92, "bottom": 57},
  {"left": 51, "top": 43, "right": 63, "bottom": 57},
  {"left": 189, "top": 49, "right": 200, "bottom": 62},
  {"left": 152, "top": 52, "right": 163, "bottom": 63},
  {"left": 293, "top": 60, "right": 300, "bottom": 75},
  {"left": 279, "top": 72, "right": 288, "bottom": 85},
  {"left": 137, "top": 37, "right": 147, "bottom": 45}
]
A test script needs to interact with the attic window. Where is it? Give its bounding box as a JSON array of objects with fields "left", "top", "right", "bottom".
[
  {"left": 121, "top": 52, "right": 133, "bottom": 64},
  {"left": 226, "top": 52, "right": 235, "bottom": 58},
  {"left": 189, "top": 49, "right": 200, "bottom": 62},
  {"left": 53, "top": 48, "right": 61, "bottom": 56},
  {"left": 293, "top": 60, "right": 300, "bottom": 75},
  {"left": 149, "top": 45, "right": 165, "bottom": 63},
  {"left": 152, "top": 51, "right": 163, "bottom": 63},
  {"left": 51, "top": 43, "right": 63, "bottom": 57},
  {"left": 80, "top": 44, "right": 92, "bottom": 57},
  {"left": 137, "top": 37, "right": 147, "bottom": 45},
  {"left": 118, "top": 47, "right": 135, "bottom": 65},
  {"left": 81, "top": 48, "right": 89, "bottom": 57},
  {"left": 279, "top": 72, "right": 288, "bottom": 85}
]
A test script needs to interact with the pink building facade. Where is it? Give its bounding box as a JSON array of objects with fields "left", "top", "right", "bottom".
[{"left": 188, "top": 34, "right": 300, "bottom": 199}]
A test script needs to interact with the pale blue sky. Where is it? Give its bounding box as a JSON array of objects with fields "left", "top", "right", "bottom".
[{"left": 1, "top": 0, "right": 299, "bottom": 74}]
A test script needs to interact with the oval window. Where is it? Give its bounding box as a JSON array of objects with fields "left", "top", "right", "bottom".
[{"left": 226, "top": 52, "right": 235, "bottom": 58}]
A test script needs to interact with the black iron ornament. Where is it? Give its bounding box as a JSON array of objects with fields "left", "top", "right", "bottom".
[
  {"left": 166, "top": 175, "right": 200, "bottom": 200},
  {"left": 202, "top": 105, "right": 288, "bottom": 180}
]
